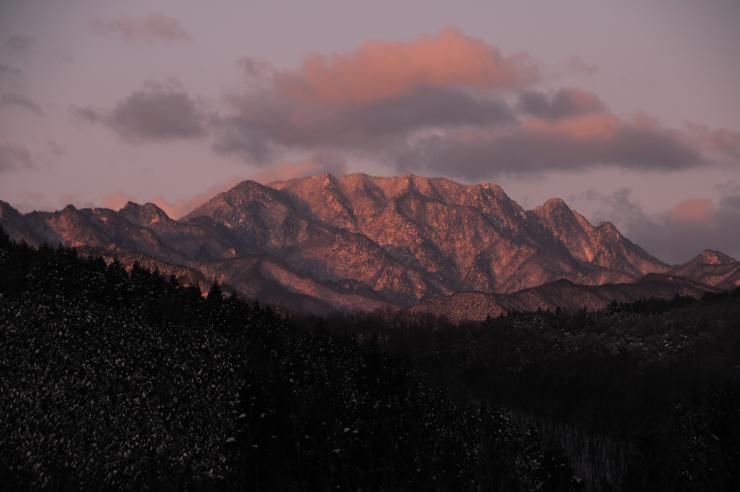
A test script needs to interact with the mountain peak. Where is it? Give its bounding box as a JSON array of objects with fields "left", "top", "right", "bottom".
[
  {"left": 231, "top": 179, "right": 265, "bottom": 192},
  {"left": 697, "top": 249, "right": 736, "bottom": 265},
  {"left": 121, "top": 201, "right": 164, "bottom": 213},
  {"left": 120, "top": 201, "right": 171, "bottom": 224},
  {"left": 60, "top": 204, "right": 79, "bottom": 216},
  {"left": 540, "top": 197, "right": 571, "bottom": 212},
  {"left": 532, "top": 197, "right": 578, "bottom": 225}
]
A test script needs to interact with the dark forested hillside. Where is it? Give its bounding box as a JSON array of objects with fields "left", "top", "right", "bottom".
[
  {"left": 1, "top": 227, "right": 739, "bottom": 491},
  {"left": 321, "top": 292, "right": 740, "bottom": 490},
  {"left": 0, "top": 229, "right": 575, "bottom": 491}
]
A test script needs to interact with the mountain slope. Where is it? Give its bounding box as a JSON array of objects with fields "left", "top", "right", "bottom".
[
  {"left": 528, "top": 198, "right": 667, "bottom": 277},
  {"left": 0, "top": 173, "right": 733, "bottom": 316}
]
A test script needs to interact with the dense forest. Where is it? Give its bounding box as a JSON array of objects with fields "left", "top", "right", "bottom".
[
  {"left": 322, "top": 293, "right": 740, "bottom": 490},
  {"left": 1, "top": 227, "right": 739, "bottom": 490}
]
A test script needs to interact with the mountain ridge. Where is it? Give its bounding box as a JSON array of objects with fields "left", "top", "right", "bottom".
[
  {"left": 2, "top": 173, "right": 737, "bottom": 317},
  {"left": 410, "top": 273, "right": 719, "bottom": 322}
]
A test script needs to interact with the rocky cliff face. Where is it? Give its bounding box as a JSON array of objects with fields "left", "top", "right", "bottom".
[{"left": 1, "top": 173, "right": 735, "bottom": 316}]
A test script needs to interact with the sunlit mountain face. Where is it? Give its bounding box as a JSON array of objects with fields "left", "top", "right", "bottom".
[{"left": 3, "top": 173, "right": 736, "bottom": 316}]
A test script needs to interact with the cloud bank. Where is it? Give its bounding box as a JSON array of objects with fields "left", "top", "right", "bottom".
[
  {"left": 72, "top": 28, "right": 738, "bottom": 180},
  {"left": 396, "top": 116, "right": 702, "bottom": 179},
  {"left": 209, "top": 29, "right": 723, "bottom": 176}
]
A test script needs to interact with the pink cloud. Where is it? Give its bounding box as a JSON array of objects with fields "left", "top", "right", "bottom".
[
  {"left": 275, "top": 27, "right": 538, "bottom": 105},
  {"left": 668, "top": 198, "right": 716, "bottom": 224}
]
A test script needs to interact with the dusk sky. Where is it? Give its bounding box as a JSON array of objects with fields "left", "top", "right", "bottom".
[{"left": 1, "top": 0, "right": 739, "bottom": 262}]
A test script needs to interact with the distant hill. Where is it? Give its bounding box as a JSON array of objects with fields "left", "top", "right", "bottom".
[{"left": 410, "top": 274, "right": 718, "bottom": 321}]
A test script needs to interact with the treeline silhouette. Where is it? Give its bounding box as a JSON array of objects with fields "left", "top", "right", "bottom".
[{"left": 0, "top": 229, "right": 577, "bottom": 491}]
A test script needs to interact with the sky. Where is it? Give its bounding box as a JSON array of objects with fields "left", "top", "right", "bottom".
[{"left": 0, "top": 0, "right": 739, "bottom": 262}]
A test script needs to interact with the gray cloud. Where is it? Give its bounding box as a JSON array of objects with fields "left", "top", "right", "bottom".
[
  {"left": 1, "top": 93, "right": 44, "bottom": 116},
  {"left": 212, "top": 126, "right": 273, "bottom": 163},
  {"left": 688, "top": 124, "right": 740, "bottom": 160},
  {"left": 571, "top": 188, "right": 740, "bottom": 263},
  {"left": 71, "top": 106, "right": 101, "bottom": 123},
  {"left": 213, "top": 86, "right": 515, "bottom": 163},
  {"left": 301, "top": 151, "right": 350, "bottom": 177},
  {"left": 0, "top": 64, "right": 23, "bottom": 91},
  {"left": 518, "top": 88, "right": 605, "bottom": 119},
  {"left": 0, "top": 67, "right": 38, "bottom": 115},
  {"left": 3, "top": 35, "right": 33, "bottom": 55},
  {"left": 0, "top": 64, "right": 22, "bottom": 78},
  {"left": 0, "top": 143, "right": 35, "bottom": 172},
  {"left": 72, "top": 82, "right": 206, "bottom": 141},
  {"left": 236, "top": 57, "right": 276, "bottom": 88},
  {"left": 566, "top": 56, "right": 598, "bottom": 75},
  {"left": 91, "top": 13, "right": 191, "bottom": 43},
  {"left": 393, "top": 124, "right": 702, "bottom": 179}
]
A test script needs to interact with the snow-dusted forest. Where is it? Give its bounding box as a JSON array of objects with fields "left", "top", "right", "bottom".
[{"left": 1, "top": 228, "right": 739, "bottom": 490}]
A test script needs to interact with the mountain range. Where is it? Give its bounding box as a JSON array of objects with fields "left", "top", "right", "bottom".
[{"left": 2, "top": 173, "right": 738, "bottom": 318}]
